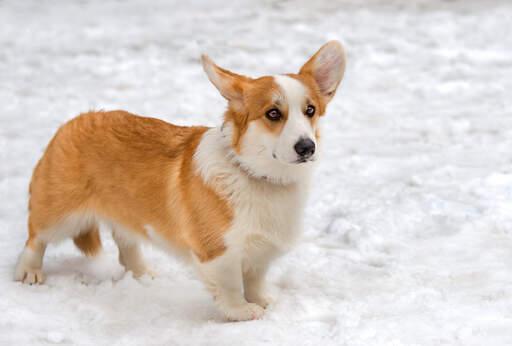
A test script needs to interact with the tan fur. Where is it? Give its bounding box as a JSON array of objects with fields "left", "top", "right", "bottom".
[
  {"left": 26, "top": 110, "right": 232, "bottom": 263},
  {"left": 221, "top": 76, "right": 281, "bottom": 152},
  {"left": 73, "top": 227, "right": 102, "bottom": 257}
]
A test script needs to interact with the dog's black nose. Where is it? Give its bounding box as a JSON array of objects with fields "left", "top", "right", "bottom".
[{"left": 294, "top": 138, "right": 315, "bottom": 158}]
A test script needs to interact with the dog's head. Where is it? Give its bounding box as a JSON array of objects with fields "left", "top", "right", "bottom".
[{"left": 202, "top": 41, "right": 346, "bottom": 183}]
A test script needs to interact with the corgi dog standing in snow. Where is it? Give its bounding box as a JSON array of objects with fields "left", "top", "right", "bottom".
[{"left": 14, "top": 41, "right": 346, "bottom": 321}]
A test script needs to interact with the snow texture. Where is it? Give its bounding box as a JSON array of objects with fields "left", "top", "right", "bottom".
[{"left": 1, "top": 0, "right": 512, "bottom": 345}]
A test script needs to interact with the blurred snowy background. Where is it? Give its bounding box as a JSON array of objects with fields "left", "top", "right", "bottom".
[{"left": 1, "top": 0, "right": 512, "bottom": 345}]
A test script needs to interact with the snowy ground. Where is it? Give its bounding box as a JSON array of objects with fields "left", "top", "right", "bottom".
[{"left": 1, "top": 0, "right": 512, "bottom": 345}]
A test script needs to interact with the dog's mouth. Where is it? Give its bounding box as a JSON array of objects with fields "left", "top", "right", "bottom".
[
  {"left": 294, "top": 157, "right": 315, "bottom": 164},
  {"left": 272, "top": 152, "right": 316, "bottom": 165}
]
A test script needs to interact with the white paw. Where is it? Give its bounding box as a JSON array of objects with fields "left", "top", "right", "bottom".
[
  {"left": 132, "top": 267, "right": 158, "bottom": 280},
  {"left": 246, "top": 290, "right": 276, "bottom": 308},
  {"left": 14, "top": 246, "right": 45, "bottom": 284},
  {"left": 221, "top": 302, "right": 265, "bottom": 322},
  {"left": 14, "top": 266, "right": 45, "bottom": 284}
]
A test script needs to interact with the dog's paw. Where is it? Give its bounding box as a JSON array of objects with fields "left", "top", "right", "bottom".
[
  {"left": 132, "top": 267, "right": 158, "bottom": 280},
  {"left": 245, "top": 290, "right": 276, "bottom": 308},
  {"left": 222, "top": 303, "right": 265, "bottom": 322},
  {"left": 14, "top": 267, "right": 45, "bottom": 285},
  {"left": 145, "top": 268, "right": 158, "bottom": 280}
]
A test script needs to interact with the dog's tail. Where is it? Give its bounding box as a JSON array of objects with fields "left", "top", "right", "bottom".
[{"left": 73, "top": 226, "right": 102, "bottom": 257}]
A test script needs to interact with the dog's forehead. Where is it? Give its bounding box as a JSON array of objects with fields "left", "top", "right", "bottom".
[
  {"left": 272, "top": 75, "right": 307, "bottom": 106},
  {"left": 247, "top": 75, "right": 309, "bottom": 105}
]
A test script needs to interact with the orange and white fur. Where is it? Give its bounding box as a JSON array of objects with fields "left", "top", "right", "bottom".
[{"left": 14, "top": 41, "right": 346, "bottom": 321}]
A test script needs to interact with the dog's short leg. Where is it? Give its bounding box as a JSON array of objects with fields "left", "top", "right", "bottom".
[
  {"left": 197, "top": 250, "right": 264, "bottom": 321},
  {"left": 243, "top": 265, "right": 275, "bottom": 308},
  {"left": 112, "top": 231, "right": 155, "bottom": 279},
  {"left": 14, "top": 236, "right": 47, "bottom": 284},
  {"left": 242, "top": 237, "right": 277, "bottom": 308}
]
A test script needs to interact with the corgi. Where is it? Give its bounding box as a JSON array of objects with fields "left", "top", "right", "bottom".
[{"left": 14, "top": 41, "right": 346, "bottom": 321}]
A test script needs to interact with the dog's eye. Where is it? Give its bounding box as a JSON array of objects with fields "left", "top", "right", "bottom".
[
  {"left": 305, "top": 105, "right": 315, "bottom": 117},
  {"left": 266, "top": 109, "right": 282, "bottom": 121}
]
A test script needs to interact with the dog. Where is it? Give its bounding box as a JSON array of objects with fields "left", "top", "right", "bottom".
[{"left": 14, "top": 41, "right": 346, "bottom": 321}]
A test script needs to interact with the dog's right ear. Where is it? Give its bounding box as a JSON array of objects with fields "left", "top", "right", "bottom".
[{"left": 201, "top": 55, "right": 251, "bottom": 112}]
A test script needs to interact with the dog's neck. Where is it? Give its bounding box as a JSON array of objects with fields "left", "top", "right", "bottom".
[
  {"left": 219, "top": 123, "right": 312, "bottom": 186},
  {"left": 194, "top": 126, "right": 313, "bottom": 190},
  {"left": 228, "top": 153, "right": 292, "bottom": 186}
]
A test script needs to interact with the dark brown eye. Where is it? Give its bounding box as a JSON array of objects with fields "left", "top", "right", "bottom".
[
  {"left": 266, "top": 108, "right": 281, "bottom": 121},
  {"left": 305, "top": 105, "right": 315, "bottom": 117}
]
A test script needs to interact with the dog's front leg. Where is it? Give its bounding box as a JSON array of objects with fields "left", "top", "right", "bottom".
[
  {"left": 242, "top": 237, "right": 278, "bottom": 308},
  {"left": 243, "top": 264, "right": 275, "bottom": 308},
  {"left": 197, "top": 249, "right": 265, "bottom": 321}
]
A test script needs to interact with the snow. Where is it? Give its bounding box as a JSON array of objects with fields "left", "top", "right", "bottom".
[{"left": 1, "top": 0, "right": 512, "bottom": 344}]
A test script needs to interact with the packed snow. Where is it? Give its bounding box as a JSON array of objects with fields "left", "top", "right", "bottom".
[{"left": 1, "top": 0, "right": 512, "bottom": 344}]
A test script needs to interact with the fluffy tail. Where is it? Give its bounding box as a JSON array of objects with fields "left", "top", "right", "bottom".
[{"left": 73, "top": 227, "right": 102, "bottom": 257}]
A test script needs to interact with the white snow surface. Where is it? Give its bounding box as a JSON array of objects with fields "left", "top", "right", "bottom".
[{"left": 1, "top": 0, "right": 512, "bottom": 345}]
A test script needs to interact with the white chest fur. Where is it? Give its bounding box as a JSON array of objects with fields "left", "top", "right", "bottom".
[
  {"left": 194, "top": 127, "right": 313, "bottom": 258},
  {"left": 227, "top": 172, "right": 309, "bottom": 253}
]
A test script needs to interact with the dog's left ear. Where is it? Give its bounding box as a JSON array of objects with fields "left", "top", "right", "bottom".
[{"left": 299, "top": 41, "right": 346, "bottom": 103}]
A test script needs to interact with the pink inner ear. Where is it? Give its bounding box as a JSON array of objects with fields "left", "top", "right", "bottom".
[{"left": 315, "top": 49, "right": 344, "bottom": 95}]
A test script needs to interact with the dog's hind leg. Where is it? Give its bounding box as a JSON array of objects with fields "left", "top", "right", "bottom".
[
  {"left": 14, "top": 220, "right": 47, "bottom": 284},
  {"left": 112, "top": 230, "right": 156, "bottom": 279}
]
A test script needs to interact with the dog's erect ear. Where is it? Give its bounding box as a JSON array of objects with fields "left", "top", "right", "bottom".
[
  {"left": 299, "top": 41, "right": 346, "bottom": 103},
  {"left": 201, "top": 54, "right": 251, "bottom": 111}
]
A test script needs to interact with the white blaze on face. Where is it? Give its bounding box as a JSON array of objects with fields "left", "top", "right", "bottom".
[{"left": 273, "top": 75, "right": 316, "bottom": 164}]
